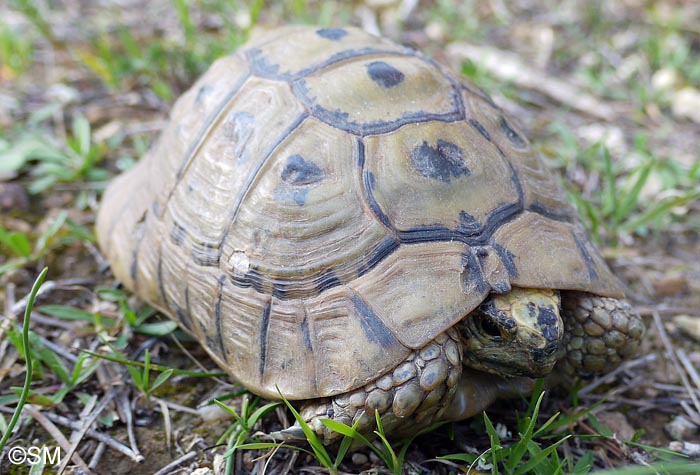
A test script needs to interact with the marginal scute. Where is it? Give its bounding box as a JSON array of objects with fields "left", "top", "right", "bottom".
[
  {"left": 352, "top": 241, "right": 489, "bottom": 348},
  {"left": 303, "top": 285, "right": 410, "bottom": 397},
  {"left": 492, "top": 212, "right": 623, "bottom": 297}
]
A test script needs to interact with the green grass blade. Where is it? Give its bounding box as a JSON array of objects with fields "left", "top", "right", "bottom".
[
  {"left": 276, "top": 388, "right": 334, "bottom": 469},
  {"left": 619, "top": 190, "right": 700, "bottom": 233},
  {"left": 515, "top": 435, "right": 570, "bottom": 475},
  {"left": 149, "top": 369, "right": 174, "bottom": 394},
  {"left": 483, "top": 412, "right": 502, "bottom": 474},
  {"left": 247, "top": 401, "right": 281, "bottom": 427},
  {"left": 0, "top": 267, "right": 48, "bottom": 452},
  {"left": 615, "top": 160, "right": 654, "bottom": 223}
]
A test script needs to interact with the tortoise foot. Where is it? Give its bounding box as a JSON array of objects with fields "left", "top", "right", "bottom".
[
  {"left": 277, "top": 329, "right": 462, "bottom": 444},
  {"left": 559, "top": 291, "right": 645, "bottom": 377}
]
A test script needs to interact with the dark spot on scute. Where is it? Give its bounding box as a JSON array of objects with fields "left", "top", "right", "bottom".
[
  {"left": 363, "top": 171, "right": 393, "bottom": 229},
  {"left": 367, "top": 61, "right": 405, "bottom": 88},
  {"left": 214, "top": 275, "right": 227, "bottom": 358},
  {"left": 412, "top": 140, "right": 470, "bottom": 182},
  {"left": 191, "top": 243, "right": 220, "bottom": 267},
  {"left": 456, "top": 211, "right": 480, "bottom": 236},
  {"left": 469, "top": 119, "right": 491, "bottom": 141},
  {"left": 248, "top": 48, "right": 282, "bottom": 78},
  {"left": 462, "top": 249, "right": 488, "bottom": 294},
  {"left": 573, "top": 231, "right": 599, "bottom": 281},
  {"left": 504, "top": 318, "right": 516, "bottom": 330},
  {"left": 351, "top": 294, "right": 399, "bottom": 348},
  {"left": 493, "top": 243, "right": 518, "bottom": 278},
  {"left": 281, "top": 154, "right": 324, "bottom": 185},
  {"left": 316, "top": 28, "right": 348, "bottom": 41},
  {"left": 259, "top": 300, "right": 272, "bottom": 375},
  {"left": 169, "top": 222, "right": 186, "bottom": 246},
  {"left": 317, "top": 270, "right": 341, "bottom": 292},
  {"left": 272, "top": 280, "right": 293, "bottom": 299},
  {"left": 195, "top": 84, "right": 212, "bottom": 106},
  {"left": 301, "top": 317, "right": 312, "bottom": 352},
  {"left": 359, "top": 237, "right": 400, "bottom": 276},
  {"left": 205, "top": 335, "right": 221, "bottom": 357},
  {"left": 499, "top": 116, "right": 527, "bottom": 148}
]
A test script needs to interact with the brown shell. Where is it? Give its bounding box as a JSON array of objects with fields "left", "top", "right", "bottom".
[{"left": 96, "top": 26, "right": 623, "bottom": 400}]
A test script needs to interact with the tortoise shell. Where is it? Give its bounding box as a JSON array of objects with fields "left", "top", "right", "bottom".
[{"left": 96, "top": 25, "right": 622, "bottom": 400}]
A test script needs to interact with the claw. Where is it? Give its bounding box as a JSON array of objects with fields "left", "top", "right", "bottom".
[{"left": 268, "top": 424, "right": 306, "bottom": 441}]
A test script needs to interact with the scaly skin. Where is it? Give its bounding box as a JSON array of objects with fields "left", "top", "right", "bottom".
[
  {"left": 275, "top": 289, "right": 644, "bottom": 444},
  {"left": 278, "top": 328, "right": 463, "bottom": 444},
  {"left": 558, "top": 291, "right": 645, "bottom": 377}
]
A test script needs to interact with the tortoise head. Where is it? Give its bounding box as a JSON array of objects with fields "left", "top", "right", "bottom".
[{"left": 459, "top": 288, "right": 563, "bottom": 377}]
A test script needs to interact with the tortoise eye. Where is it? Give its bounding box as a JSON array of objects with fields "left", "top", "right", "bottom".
[{"left": 476, "top": 315, "right": 502, "bottom": 339}]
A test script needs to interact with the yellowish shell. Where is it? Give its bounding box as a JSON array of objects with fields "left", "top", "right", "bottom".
[{"left": 96, "top": 26, "right": 622, "bottom": 400}]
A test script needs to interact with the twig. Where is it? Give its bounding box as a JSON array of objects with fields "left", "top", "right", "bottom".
[
  {"left": 23, "top": 405, "right": 94, "bottom": 474},
  {"left": 57, "top": 390, "right": 117, "bottom": 475},
  {"left": 9, "top": 278, "right": 93, "bottom": 317},
  {"left": 653, "top": 310, "right": 700, "bottom": 424},
  {"left": 36, "top": 410, "right": 143, "bottom": 462},
  {"left": 117, "top": 390, "right": 143, "bottom": 460},
  {"left": 578, "top": 353, "right": 657, "bottom": 396},
  {"left": 152, "top": 396, "right": 199, "bottom": 415},
  {"left": 88, "top": 441, "right": 107, "bottom": 470},
  {"left": 156, "top": 397, "right": 172, "bottom": 451},
  {"left": 152, "top": 450, "right": 198, "bottom": 475},
  {"left": 677, "top": 349, "right": 700, "bottom": 395}
]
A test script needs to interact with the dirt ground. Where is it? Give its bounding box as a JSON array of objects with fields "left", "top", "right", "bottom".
[{"left": 1, "top": 1, "right": 700, "bottom": 474}]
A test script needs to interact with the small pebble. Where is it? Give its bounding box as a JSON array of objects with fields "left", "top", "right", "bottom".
[
  {"left": 665, "top": 415, "right": 698, "bottom": 441},
  {"left": 351, "top": 453, "right": 368, "bottom": 465},
  {"left": 0, "top": 182, "right": 29, "bottom": 212},
  {"left": 197, "top": 403, "right": 234, "bottom": 422},
  {"left": 653, "top": 274, "right": 689, "bottom": 297},
  {"left": 674, "top": 315, "right": 700, "bottom": 343},
  {"left": 595, "top": 411, "right": 636, "bottom": 441}
]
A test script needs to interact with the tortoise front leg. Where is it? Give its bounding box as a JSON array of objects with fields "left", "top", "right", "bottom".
[
  {"left": 275, "top": 329, "right": 462, "bottom": 444},
  {"left": 558, "top": 291, "right": 645, "bottom": 377}
]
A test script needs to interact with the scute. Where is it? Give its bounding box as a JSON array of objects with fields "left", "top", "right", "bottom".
[
  {"left": 463, "top": 91, "right": 574, "bottom": 220},
  {"left": 294, "top": 55, "right": 462, "bottom": 135},
  {"left": 220, "top": 118, "right": 390, "bottom": 300},
  {"left": 246, "top": 25, "right": 408, "bottom": 80},
  {"left": 97, "top": 25, "right": 626, "bottom": 401},
  {"left": 362, "top": 120, "right": 518, "bottom": 235}
]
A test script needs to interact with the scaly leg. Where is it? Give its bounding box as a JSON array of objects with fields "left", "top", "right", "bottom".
[
  {"left": 276, "top": 328, "right": 462, "bottom": 444},
  {"left": 558, "top": 291, "right": 645, "bottom": 377}
]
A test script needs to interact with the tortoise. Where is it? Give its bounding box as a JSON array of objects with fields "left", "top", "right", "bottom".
[{"left": 96, "top": 25, "right": 644, "bottom": 442}]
